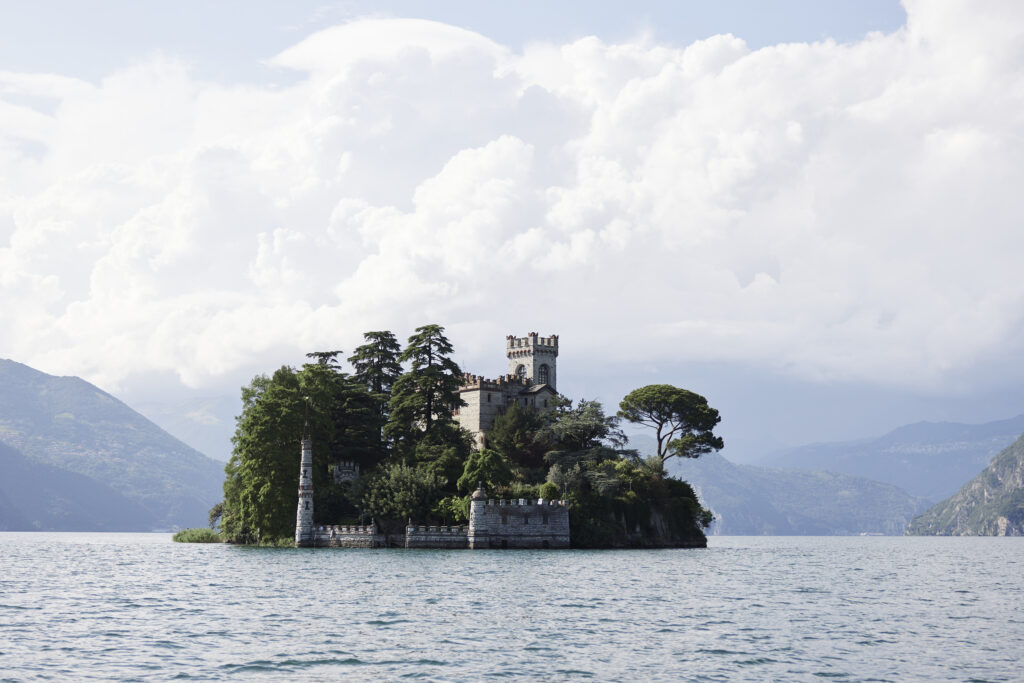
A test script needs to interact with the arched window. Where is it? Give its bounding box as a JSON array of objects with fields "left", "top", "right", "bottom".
[
  {"left": 538, "top": 364, "right": 549, "bottom": 384},
  {"left": 515, "top": 364, "right": 526, "bottom": 380}
]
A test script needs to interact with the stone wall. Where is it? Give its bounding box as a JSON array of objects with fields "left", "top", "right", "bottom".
[
  {"left": 311, "top": 524, "right": 384, "bottom": 548},
  {"left": 468, "top": 498, "right": 570, "bottom": 549},
  {"left": 404, "top": 525, "right": 469, "bottom": 549}
]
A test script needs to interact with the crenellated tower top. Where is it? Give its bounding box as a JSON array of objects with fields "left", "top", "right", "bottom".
[{"left": 506, "top": 332, "right": 558, "bottom": 389}]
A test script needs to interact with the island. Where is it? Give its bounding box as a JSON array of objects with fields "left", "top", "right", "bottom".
[{"left": 198, "top": 325, "right": 720, "bottom": 549}]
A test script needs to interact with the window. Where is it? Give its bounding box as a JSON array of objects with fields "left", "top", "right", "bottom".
[
  {"left": 543, "top": 399, "right": 548, "bottom": 408},
  {"left": 538, "top": 364, "right": 549, "bottom": 384},
  {"left": 487, "top": 393, "right": 491, "bottom": 403},
  {"left": 515, "top": 364, "right": 526, "bottom": 380},
  {"left": 305, "top": 501, "right": 310, "bottom": 510}
]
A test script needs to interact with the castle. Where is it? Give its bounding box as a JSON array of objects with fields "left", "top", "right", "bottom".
[
  {"left": 455, "top": 333, "right": 559, "bottom": 447},
  {"left": 293, "top": 332, "right": 570, "bottom": 549}
]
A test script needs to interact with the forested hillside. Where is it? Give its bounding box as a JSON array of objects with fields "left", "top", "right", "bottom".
[{"left": 0, "top": 359, "right": 223, "bottom": 529}]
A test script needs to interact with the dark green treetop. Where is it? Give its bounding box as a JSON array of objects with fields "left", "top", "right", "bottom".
[
  {"left": 348, "top": 331, "right": 403, "bottom": 452},
  {"left": 617, "top": 384, "right": 723, "bottom": 468},
  {"left": 385, "top": 324, "right": 466, "bottom": 445},
  {"left": 348, "top": 331, "right": 402, "bottom": 396},
  {"left": 457, "top": 448, "right": 514, "bottom": 493},
  {"left": 541, "top": 396, "right": 628, "bottom": 453}
]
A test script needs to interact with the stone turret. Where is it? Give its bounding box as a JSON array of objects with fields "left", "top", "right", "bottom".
[
  {"left": 467, "top": 485, "right": 490, "bottom": 549},
  {"left": 506, "top": 332, "right": 558, "bottom": 389},
  {"left": 294, "top": 435, "right": 315, "bottom": 547}
]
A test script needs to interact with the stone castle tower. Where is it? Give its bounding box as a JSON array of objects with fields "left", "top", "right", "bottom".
[
  {"left": 506, "top": 332, "right": 558, "bottom": 389},
  {"left": 455, "top": 332, "right": 560, "bottom": 447},
  {"left": 294, "top": 434, "right": 315, "bottom": 547}
]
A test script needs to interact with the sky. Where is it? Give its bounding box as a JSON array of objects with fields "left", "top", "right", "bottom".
[{"left": 3, "top": 1, "right": 1024, "bottom": 463}]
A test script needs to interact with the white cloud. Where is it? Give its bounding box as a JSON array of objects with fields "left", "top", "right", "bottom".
[{"left": 2, "top": 2, "right": 1024, "bottom": 394}]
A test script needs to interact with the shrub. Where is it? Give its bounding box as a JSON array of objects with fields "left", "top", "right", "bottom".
[
  {"left": 172, "top": 528, "right": 224, "bottom": 543},
  {"left": 539, "top": 481, "right": 561, "bottom": 501}
]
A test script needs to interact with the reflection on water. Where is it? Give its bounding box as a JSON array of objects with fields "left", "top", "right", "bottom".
[{"left": 1, "top": 533, "right": 1022, "bottom": 681}]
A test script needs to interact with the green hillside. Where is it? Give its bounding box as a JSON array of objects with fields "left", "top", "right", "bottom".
[
  {"left": 0, "top": 441, "right": 158, "bottom": 530},
  {"left": 0, "top": 359, "right": 224, "bottom": 529},
  {"left": 907, "top": 433, "right": 1024, "bottom": 536},
  {"left": 668, "top": 451, "right": 930, "bottom": 535}
]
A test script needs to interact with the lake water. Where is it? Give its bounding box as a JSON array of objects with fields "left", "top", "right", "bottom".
[{"left": 1, "top": 534, "right": 1022, "bottom": 681}]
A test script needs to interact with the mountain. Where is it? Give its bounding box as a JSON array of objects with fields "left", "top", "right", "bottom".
[
  {"left": 0, "top": 359, "right": 225, "bottom": 529},
  {"left": 760, "top": 415, "right": 1024, "bottom": 501},
  {"left": 0, "top": 441, "right": 159, "bottom": 531},
  {"left": 665, "top": 451, "right": 930, "bottom": 535},
  {"left": 907, "top": 433, "right": 1024, "bottom": 536}
]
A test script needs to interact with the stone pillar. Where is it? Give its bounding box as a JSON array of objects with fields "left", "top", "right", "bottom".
[
  {"left": 467, "top": 485, "right": 489, "bottom": 549},
  {"left": 295, "top": 436, "right": 315, "bottom": 547}
]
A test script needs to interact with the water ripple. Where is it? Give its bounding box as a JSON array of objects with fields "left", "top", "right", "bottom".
[{"left": 0, "top": 534, "right": 1023, "bottom": 681}]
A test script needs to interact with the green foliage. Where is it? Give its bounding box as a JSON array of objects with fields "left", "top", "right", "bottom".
[
  {"left": 386, "top": 324, "right": 466, "bottom": 448},
  {"left": 348, "top": 331, "right": 403, "bottom": 395},
  {"left": 457, "top": 448, "right": 514, "bottom": 493},
  {"left": 348, "top": 331, "right": 403, "bottom": 451},
  {"left": 208, "top": 502, "right": 223, "bottom": 529},
  {"left": 413, "top": 427, "right": 472, "bottom": 491},
  {"left": 540, "top": 398, "right": 627, "bottom": 452},
  {"left": 219, "top": 361, "right": 380, "bottom": 545},
  {"left": 361, "top": 462, "right": 443, "bottom": 523},
  {"left": 487, "top": 402, "right": 548, "bottom": 473},
  {"left": 618, "top": 384, "right": 723, "bottom": 466},
  {"left": 539, "top": 481, "right": 561, "bottom": 501},
  {"left": 172, "top": 527, "right": 223, "bottom": 543},
  {"left": 432, "top": 495, "right": 470, "bottom": 524}
]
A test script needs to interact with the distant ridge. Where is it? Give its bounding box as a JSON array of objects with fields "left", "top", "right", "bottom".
[
  {"left": 907, "top": 433, "right": 1024, "bottom": 536},
  {"left": 667, "top": 451, "right": 929, "bottom": 535},
  {"left": 0, "top": 441, "right": 158, "bottom": 531},
  {"left": 761, "top": 415, "right": 1024, "bottom": 501},
  {"left": 0, "top": 359, "right": 224, "bottom": 530}
]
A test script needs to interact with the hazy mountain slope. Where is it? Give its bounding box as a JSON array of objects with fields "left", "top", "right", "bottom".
[
  {"left": 0, "top": 359, "right": 224, "bottom": 528},
  {"left": 907, "top": 433, "right": 1024, "bottom": 536},
  {"left": 0, "top": 441, "right": 158, "bottom": 531},
  {"left": 761, "top": 415, "right": 1024, "bottom": 501},
  {"left": 666, "top": 452, "right": 930, "bottom": 535}
]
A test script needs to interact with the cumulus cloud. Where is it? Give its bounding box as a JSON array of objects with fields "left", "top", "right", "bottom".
[{"left": 2, "top": 4, "right": 1024, "bottom": 394}]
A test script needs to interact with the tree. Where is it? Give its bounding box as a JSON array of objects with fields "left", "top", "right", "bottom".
[
  {"left": 306, "top": 350, "right": 344, "bottom": 368},
  {"left": 361, "top": 462, "right": 443, "bottom": 524},
  {"left": 540, "top": 397, "right": 627, "bottom": 453},
  {"left": 218, "top": 360, "right": 381, "bottom": 544},
  {"left": 348, "top": 331, "right": 402, "bottom": 395},
  {"left": 617, "top": 384, "right": 723, "bottom": 468},
  {"left": 487, "top": 402, "right": 548, "bottom": 474},
  {"left": 386, "top": 324, "right": 465, "bottom": 446},
  {"left": 220, "top": 367, "right": 305, "bottom": 544},
  {"left": 457, "top": 448, "right": 514, "bottom": 493},
  {"left": 348, "top": 331, "right": 403, "bottom": 455}
]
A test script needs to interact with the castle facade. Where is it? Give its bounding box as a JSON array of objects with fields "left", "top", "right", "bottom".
[{"left": 455, "top": 333, "right": 559, "bottom": 447}]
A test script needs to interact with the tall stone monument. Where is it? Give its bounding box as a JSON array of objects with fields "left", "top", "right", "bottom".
[{"left": 294, "top": 434, "right": 315, "bottom": 547}]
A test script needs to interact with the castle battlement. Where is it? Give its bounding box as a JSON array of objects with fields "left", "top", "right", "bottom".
[
  {"left": 488, "top": 498, "right": 568, "bottom": 507},
  {"left": 506, "top": 332, "right": 559, "bottom": 356},
  {"left": 406, "top": 525, "right": 467, "bottom": 534},
  {"left": 319, "top": 524, "right": 377, "bottom": 535},
  {"left": 332, "top": 460, "right": 360, "bottom": 484},
  {"left": 459, "top": 372, "right": 531, "bottom": 390}
]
